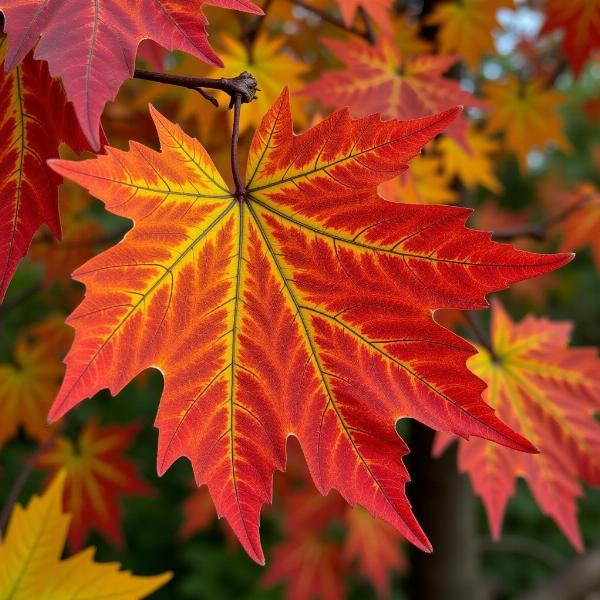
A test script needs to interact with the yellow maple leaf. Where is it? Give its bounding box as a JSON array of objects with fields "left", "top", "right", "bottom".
[
  {"left": 0, "top": 471, "right": 170, "bottom": 600},
  {"left": 0, "top": 330, "right": 64, "bottom": 448},
  {"left": 437, "top": 124, "right": 503, "bottom": 193},
  {"left": 379, "top": 154, "right": 457, "bottom": 204},
  {"left": 427, "top": 0, "right": 513, "bottom": 70},
  {"left": 483, "top": 75, "right": 570, "bottom": 170}
]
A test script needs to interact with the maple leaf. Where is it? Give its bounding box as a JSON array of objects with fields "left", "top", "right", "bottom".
[
  {"left": 47, "top": 91, "right": 571, "bottom": 564},
  {"left": 0, "top": 39, "right": 92, "bottom": 302},
  {"left": 0, "top": 315, "right": 67, "bottom": 448},
  {"left": 0, "top": 470, "right": 170, "bottom": 599},
  {"left": 435, "top": 301, "right": 600, "bottom": 549},
  {"left": 437, "top": 123, "right": 503, "bottom": 194},
  {"left": 426, "top": 0, "right": 513, "bottom": 70},
  {"left": 264, "top": 536, "right": 345, "bottom": 600},
  {"left": 334, "top": 0, "right": 393, "bottom": 33},
  {"left": 344, "top": 506, "right": 404, "bottom": 597},
  {"left": 302, "top": 37, "right": 486, "bottom": 149},
  {"left": 540, "top": 0, "right": 600, "bottom": 77},
  {"left": 39, "top": 419, "right": 151, "bottom": 551},
  {"left": 557, "top": 183, "right": 600, "bottom": 270},
  {"left": 0, "top": 0, "right": 262, "bottom": 149},
  {"left": 483, "top": 75, "right": 570, "bottom": 171}
]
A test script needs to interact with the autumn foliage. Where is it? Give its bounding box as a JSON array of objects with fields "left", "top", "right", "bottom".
[{"left": 1, "top": 1, "right": 600, "bottom": 599}]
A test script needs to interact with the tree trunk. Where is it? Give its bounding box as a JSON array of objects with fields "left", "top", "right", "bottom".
[{"left": 406, "top": 422, "right": 486, "bottom": 600}]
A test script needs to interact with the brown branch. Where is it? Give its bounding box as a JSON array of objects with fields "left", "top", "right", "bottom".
[
  {"left": 243, "top": 0, "right": 275, "bottom": 61},
  {"left": 0, "top": 281, "right": 42, "bottom": 315},
  {"left": 517, "top": 544, "right": 600, "bottom": 600},
  {"left": 462, "top": 311, "right": 498, "bottom": 362},
  {"left": 231, "top": 94, "right": 246, "bottom": 198},
  {"left": 292, "top": 0, "right": 373, "bottom": 42},
  {"left": 492, "top": 192, "right": 593, "bottom": 242},
  {"left": 0, "top": 424, "right": 63, "bottom": 540},
  {"left": 357, "top": 5, "right": 376, "bottom": 44},
  {"left": 133, "top": 69, "right": 258, "bottom": 109}
]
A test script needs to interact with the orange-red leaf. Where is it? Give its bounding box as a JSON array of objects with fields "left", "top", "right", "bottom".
[
  {"left": 0, "top": 0, "right": 261, "bottom": 148},
  {"left": 540, "top": 0, "right": 600, "bottom": 77},
  {"left": 39, "top": 419, "right": 151, "bottom": 551},
  {"left": 435, "top": 301, "right": 600, "bottom": 549},
  {"left": 302, "top": 37, "right": 486, "bottom": 149},
  {"left": 0, "top": 41, "right": 92, "bottom": 301},
  {"left": 48, "top": 91, "right": 570, "bottom": 564}
]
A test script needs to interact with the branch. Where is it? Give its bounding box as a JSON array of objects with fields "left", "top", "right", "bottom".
[
  {"left": 492, "top": 192, "right": 593, "bottom": 242},
  {"left": 292, "top": 0, "right": 374, "bottom": 42},
  {"left": 230, "top": 94, "right": 246, "bottom": 198},
  {"left": 133, "top": 69, "right": 258, "bottom": 109},
  {"left": 357, "top": 5, "right": 376, "bottom": 44},
  {"left": 243, "top": 0, "right": 275, "bottom": 61},
  {"left": 0, "top": 281, "right": 41, "bottom": 315},
  {"left": 462, "top": 311, "right": 499, "bottom": 362},
  {"left": 0, "top": 425, "right": 63, "bottom": 540},
  {"left": 517, "top": 544, "right": 600, "bottom": 600}
]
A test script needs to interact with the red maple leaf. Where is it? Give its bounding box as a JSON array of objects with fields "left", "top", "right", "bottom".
[
  {"left": 335, "top": 0, "right": 392, "bottom": 33},
  {"left": 39, "top": 419, "right": 151, "bottom": 551},
  {"left": 435, "top": 300, "right": 600, "bottom": 549},
  {"left": 0, "top": 40, "right": 93, "bottom": 301},
  {"left": 0, "top": 0, "right": 262, "bottom": 148},
  {"left": 47, "top": 90, "right": 570, "bottom": 563},
  {"left": 302, "top": 37, "right": 486, "bottom": 149}
]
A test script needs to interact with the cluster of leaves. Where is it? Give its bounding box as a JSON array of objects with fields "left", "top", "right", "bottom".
[{"left": 1, "top": 0, "right": 600, "bottom": 598}]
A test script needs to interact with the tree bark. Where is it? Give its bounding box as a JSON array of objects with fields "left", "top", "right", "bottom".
[{"left": 406, "top": 422, "right": 486, "bottom": 600}]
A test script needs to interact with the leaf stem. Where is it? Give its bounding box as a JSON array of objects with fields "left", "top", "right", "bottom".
[
  {"left": 133, "top": 69, "right": 258, "bottom": 109},
  {"left": 231, "top": 94, "right": 246, "bottom": 199},
  {"left": 462, "top": 311, "right": 498, "bottom": 362}
]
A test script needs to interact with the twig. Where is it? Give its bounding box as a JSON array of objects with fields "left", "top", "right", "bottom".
[
  {"left": 292, "top": 0, "right": 373, "bottom": 42},
  {"left": 0, "top": 281, "right": 41, "bottom": 315},
  {"left": 478, "top": 535, "right": 564, "bottom": 571},
  {"left": 133, "top": 69, "right": 258, "bottom": 109},
  {"left": 0, "top": 425, "right": 63, "bottom": 540},
  {"left": 462, "top": 311, "right": 498, "bottom": 362},
  {"left": 493, "top": 192, "right": 593, "bottom": 242},
  {"left": 230, "top": 94, "right": 246, "bottom": 199},
  {"left": 357, "top": 6, "right": 376, "bottom": 44},
  {"left": 518, "top": 544, "right": 600, "bottom": 600},
  {"left": 243, "top": 0, "right": 274, "bottom": 61}
]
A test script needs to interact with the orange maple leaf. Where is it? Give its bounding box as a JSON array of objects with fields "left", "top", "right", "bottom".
[
  {"left": 302, "top": 37, "right": 487, "bottom": 149},
  {"left": 435, "top": 301, "right": 600, "bottom": 549},
  {"left": 47, "top": 91, "right": 570, "bottom": 563}
]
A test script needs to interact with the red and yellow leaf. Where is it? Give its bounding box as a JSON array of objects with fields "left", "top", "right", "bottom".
[
  {"left": 0, "top": 0, "right": 262, "bottom": 148},
  {"left": 39, "top": 419, "right": 151, "bottom": 551},
  {"left": 302, "top": 37, "right": 486, "bottom": 149},
  {"left": 0, "top": 40, "right": 92, "bottom": 301},
  {"left": 0, "top": 470, "right": 170, "bottom": 599},
  {"left": 435, "top": 301, "right": 600, "bottom": 549},
  {"left": 48, "top": 91, "right": 570, "bottom": 563}
]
